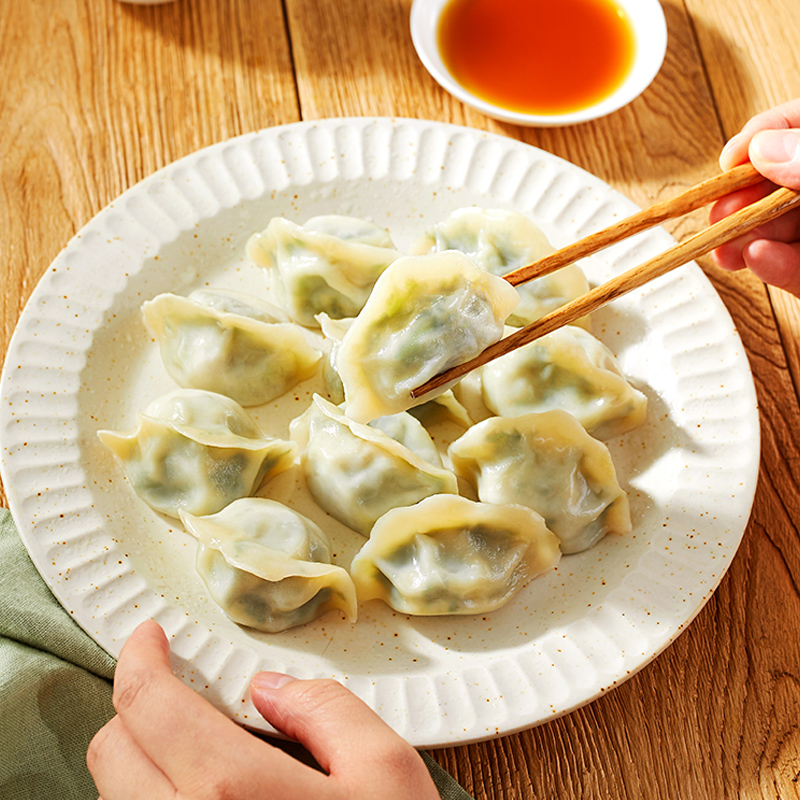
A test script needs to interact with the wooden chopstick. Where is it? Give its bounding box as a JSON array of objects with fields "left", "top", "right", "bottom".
[
  {"left": 503, "top": 162, "right": 765, "bottom": 287},
  {"left": 411, "top": 176, "right": 800, "bottom": 399}
]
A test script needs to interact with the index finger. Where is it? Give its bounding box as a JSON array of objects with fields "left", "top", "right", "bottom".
[{"left": 112, "top": 620, "right": 325, "bottom": 797}]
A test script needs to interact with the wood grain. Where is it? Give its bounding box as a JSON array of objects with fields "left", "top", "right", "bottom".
[{"left": 2, "top": 0, "right": 800, "bottom": 798}]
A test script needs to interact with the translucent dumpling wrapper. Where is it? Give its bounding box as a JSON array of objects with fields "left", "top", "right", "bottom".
[
  {"left": 97, "top": 389, "right": 297, "bottom": 518},
  {"left": 180, "top": 498, "right": 356, "bottom": 633},
  {"left": 302, "top": 214, "right": 395, "bottom": 248},
  {"left": 412, "top": 207, "right": 591, "bottom": 329},
  {"left": 246, "top": 215, "right": 401, "bottom": 327},
  {"left": 449, "top": 325, "right": 516, "bottom": 426},
  {"left": 289, "top": 395, "right": 458, "bottom": 536},
  {"left": 368, "top": 411, "right": 443, "bottom": 467},
  {"left": 448, "top": 410, "right": 631, "bottom": 554},
  {"left": 406, "top": 388, "right": 473, "bottom": 429},
  {"left": 350, "top": 494, "right": 561, "bottom": 615},
  {"left": 336, "top": 251, "right": 520, "bottom": 423},
  {"left": 142, "top": 290, "right": 322, "bottom": 407},
  {"left": 187, "top": 288, "right": 291, "bottom": 323},
  {"left": 450, "top": 369, "right": 494, "bottom": 425},
  {"left": 317, "top": 312, "right": 471, "bottom": 428},
  {"left": 302, "top": 318, "right": 445, "bottom": 463},
  {"left": 316, "top": 312, "right": 355, "bottom": 404},
  {"left": 480, "top": 325, "right": 647, "bottom": 439}
]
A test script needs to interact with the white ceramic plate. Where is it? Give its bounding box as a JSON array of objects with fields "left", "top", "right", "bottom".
[
  {"left": 0, "top": 118, "right": 758, "bottom": 747},
  {"left": 410, "top": 0, "right": 668, "bottom": 126}
]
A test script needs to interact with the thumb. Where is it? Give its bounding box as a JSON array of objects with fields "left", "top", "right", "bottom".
[
  {"left": 749, "top": 129, "right": 800, "bottom": 190},
  {"left": 250, "top": 673, "right": 437, "bottom": 795}
]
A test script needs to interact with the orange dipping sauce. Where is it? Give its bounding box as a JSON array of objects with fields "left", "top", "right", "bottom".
[{"left": 437, "top": 0, "right": 636, "bottom": 116}]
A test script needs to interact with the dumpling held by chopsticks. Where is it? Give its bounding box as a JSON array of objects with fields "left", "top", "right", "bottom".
[{"left": 336, "top": 251, "right": 520, "bottom": 423}]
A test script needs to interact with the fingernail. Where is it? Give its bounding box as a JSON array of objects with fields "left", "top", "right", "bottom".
[
  {"left": 751, "top": 130, "right": 800, "bottom": 165},
  {"left": 251, "top": 671, "right": 297, "bottom": 690},
  {"left": 720, "top": 133, "right": 743, "bottom": 158},
  {"left": 719, "top": 132, "right": 746, "bottom": 168}
]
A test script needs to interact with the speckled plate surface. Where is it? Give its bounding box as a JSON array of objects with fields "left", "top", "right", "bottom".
[{"left": 0, "top": 118, "right": 759, "bottom": 748}]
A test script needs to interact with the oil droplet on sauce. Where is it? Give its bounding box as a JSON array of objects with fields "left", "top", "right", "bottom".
[{"left": 438, "top": 0, "right": 636, "bottom": 116}]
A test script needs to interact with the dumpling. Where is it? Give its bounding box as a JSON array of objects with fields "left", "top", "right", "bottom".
[
  {"left": 316, "top": 312, "right": 355, "bottom": 404},
  {"left": 97, "top": 389, "right": 297, "bottom": 518},
  {"left": 368, "top": 411, "right": 443, "bottom": 467},
  {"left": 302, "top": 214, "right": 395, "bottom": 248},
  {"left": 412, "top": 207, "right": 591, "bottom": 329},
  {"left": 406, "top": 389, "right": 473, "bottom": 429},
  {"left": 141, "top": 290, "right": 322, "bottom": 407},
  {"left": 246, "top": 215, "right": 400, "bottom": 327},
  {"left": 448, "top": 324, "right": 513, "bottom": 426},
  {"left": 479, "top": 325, "right": 647, "bottom": 439},
  {"left": 180, "top": 498, "right": 356, "bottom": 633},
  {"left": 336, "top": 251, "right": 520, "bottom": 423},
  {"left": 448, "top": 410, "right": 631, "bottom": 554},
  {"left": 305, "top": 317, "right": 445, "bottom": 464},
  {"left": 350, "top": 494, "right": 561, "bottom": 615},
  {"left": 289, "top": 395, "right": 458, "bottom": 536},
  {"left": 317, "top": 312, "right": 470, "bottom": 428},
  {"left": 315, "top": 316, "right": 444, "bottom": 465},
  {"left": 186, "top": 288, "right": 291, "bottom": 323},
  {"left": 450, "top": 368, "right": 494, "bottom": 425}
]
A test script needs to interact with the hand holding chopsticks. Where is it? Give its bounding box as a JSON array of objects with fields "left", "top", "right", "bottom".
[{"left": 411, "top": 164, "right": 800, "bottom": 399}]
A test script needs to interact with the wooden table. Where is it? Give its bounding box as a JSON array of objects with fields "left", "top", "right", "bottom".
[{"left": 3, "top": 1, "right": 800, "bottom": 797}]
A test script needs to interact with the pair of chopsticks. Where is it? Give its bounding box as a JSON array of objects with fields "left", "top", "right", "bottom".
[{"left": 412, "top": 163, "right": 800, "bottom": 398}]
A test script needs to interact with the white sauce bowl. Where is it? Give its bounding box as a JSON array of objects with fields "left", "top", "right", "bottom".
[{"left": 410, "top": 0, "right": 668, "bottom": 126}]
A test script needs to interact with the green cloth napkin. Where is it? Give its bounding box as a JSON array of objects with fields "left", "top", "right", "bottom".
[{"left": 0, "top": 507, "right": 473, "bottom": 800}]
